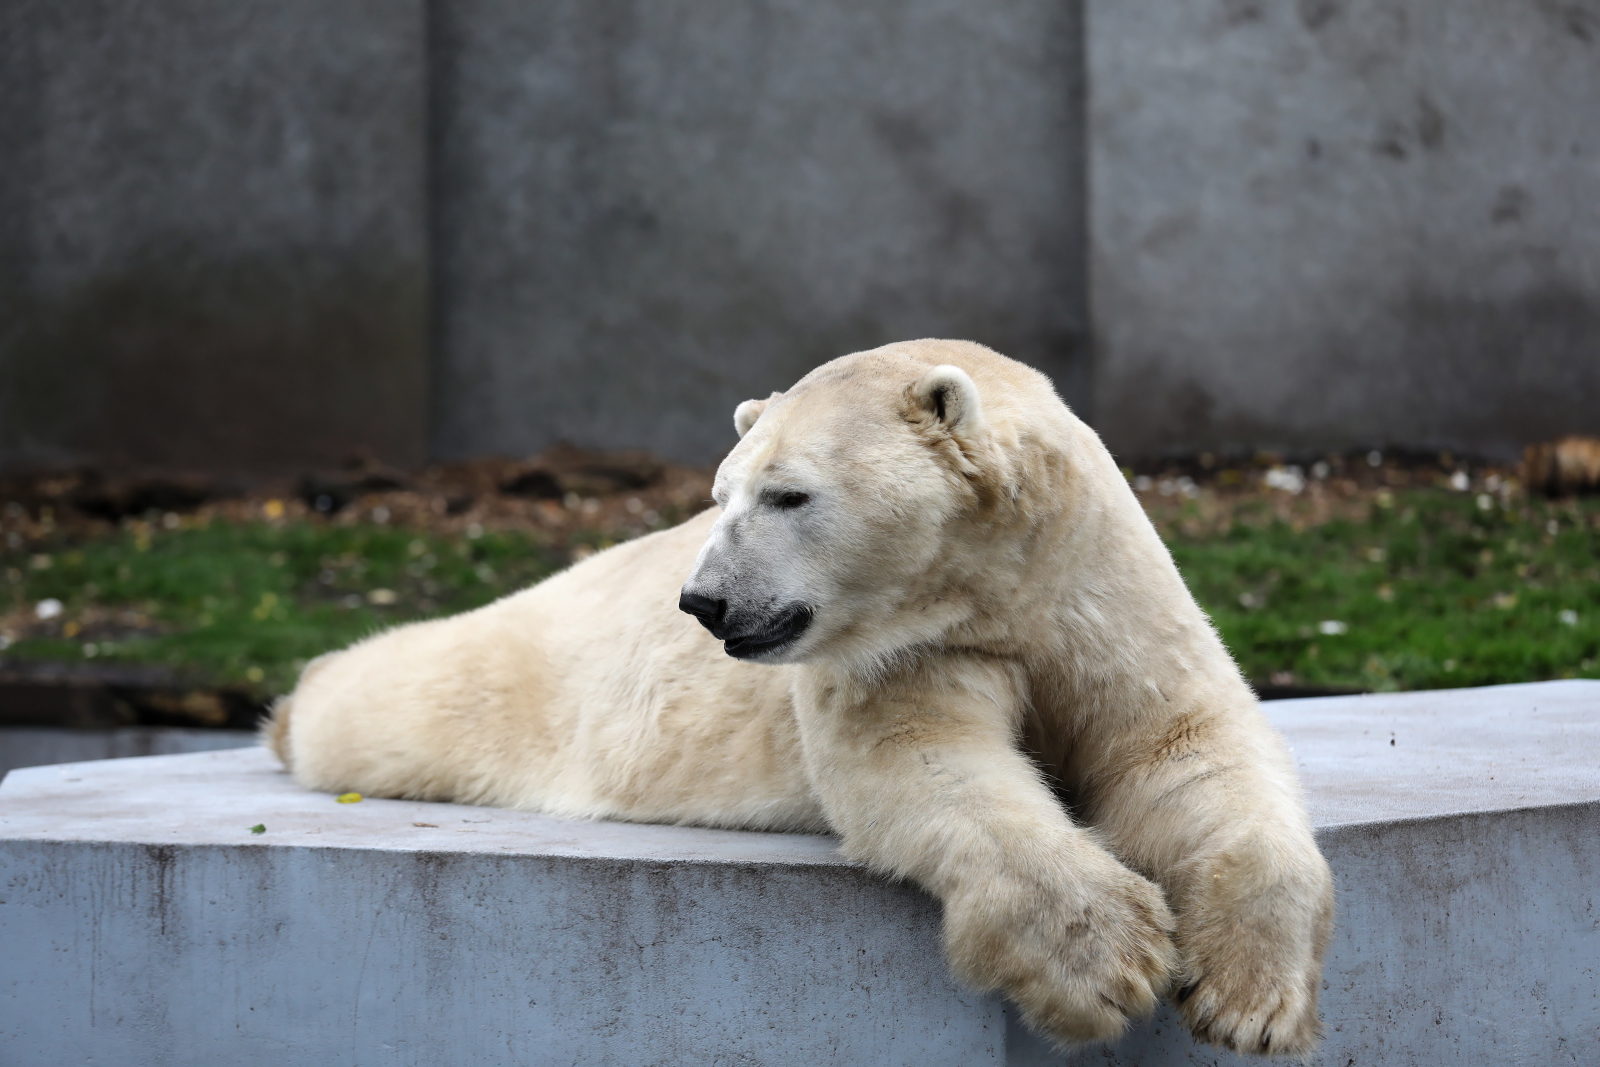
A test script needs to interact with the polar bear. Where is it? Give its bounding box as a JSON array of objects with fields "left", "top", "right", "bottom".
[{"left": 265, "top": 339, "right": 1333, "bottom": 1056}]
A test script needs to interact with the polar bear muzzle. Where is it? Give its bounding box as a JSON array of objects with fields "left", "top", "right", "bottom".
[{"left": 678, "top": 591, "right": 813, "bottom": 660}]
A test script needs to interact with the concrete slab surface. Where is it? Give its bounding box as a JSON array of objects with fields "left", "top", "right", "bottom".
[
  {"left": 1265, "top": 679, "right": 1600, "bottom": 825},
  {"left": 0, "top": 745, "right": 846, "bottom": 866},
  {"left": 4, "top": 680, "right": 1594, "bottom": 852}
]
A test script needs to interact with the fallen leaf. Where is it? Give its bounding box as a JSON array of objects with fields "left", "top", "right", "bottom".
[
  {"left": 412, "top": 822, "right": 438, "bottom": 827},
  {"left": 336, "top": 792, "right": 363, "bottom": 804},
  {"left": 250, "top": 824, "right": 266, "bottom": 834}
]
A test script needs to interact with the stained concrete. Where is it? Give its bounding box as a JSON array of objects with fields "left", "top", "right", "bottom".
[
  {"left": 1088, "top": 0, "right": 1600, "bottom": 460},
  {"left": 0, "top": 1, "right": 430, "bottom": 474},
  {"left": 0, "top": 727, "right": 254, "bottom": 780},
  {"left": 429, "top": 0, "right": 1088, "bottom": 465},
  {"left": 1, "top": 681, "right": 1596, "bottom": 1064}
]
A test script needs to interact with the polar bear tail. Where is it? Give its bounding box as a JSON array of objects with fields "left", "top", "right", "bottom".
[
  {"left": 259, "top": 695, "right": 293, "bottom": 769},
  {"left": 259, "top": 650, "right": 344, "bottom": 769}
]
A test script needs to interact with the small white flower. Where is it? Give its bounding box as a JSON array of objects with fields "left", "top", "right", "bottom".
[
  {"left": 35, "top": 598, "right": 63, "bottom": 620},
  {"left": 1476, "top": 494, "right": 1493, "bottom": 512},
  {"left": 1264, "top": 467, "right": 1305, "bottom": 494},
  {"left": 1367, "top": 450, "right": 1383, "bottom": 468},
  {"left": 1311, "top": 461, "right": 1330, "bottom": 480},
  {"left": 1559, "top": 609, "right": 1579, "bottom": 626},
  {"left": 1318, "top": 620, "right": 1348, "bottom": 635},
  {"left": 1132, "top": 475, "right": 1152, "bottom": 492},
  {"left": 1449, "top": 471, "right": 1470, "bottom": 491}
]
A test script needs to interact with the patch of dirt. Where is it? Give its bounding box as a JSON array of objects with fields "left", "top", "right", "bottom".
[
  {"left": 0, "top": 447, "right": 718, "bottom": 555},
  {"left": 1120, "top": 448, "right": 1537, "bottom": 537},
  {"left": 6, "top": 441, "right": 1595, "bottom": 556}
]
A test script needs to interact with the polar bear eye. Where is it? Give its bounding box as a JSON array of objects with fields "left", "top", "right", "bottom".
[{"left": 773, "top": 491, "right": 810, "bottom": 509}]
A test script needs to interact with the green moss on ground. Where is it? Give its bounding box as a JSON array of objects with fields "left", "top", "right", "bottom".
[
  {"left": 1, "top": 519, "right": 561, "bottom": 696},
  {"left": 2, "top": 487, "right": 1596, "bottom": 697},
  {"left": 1169, "top": 490, "right": 1600, "bottom": 691}
]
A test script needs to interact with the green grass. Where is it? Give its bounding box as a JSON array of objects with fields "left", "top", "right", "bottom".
[
  {"left": 1, "top": 519, "right": 563, "bottom": 695},
  {"left": 1169, "top": 491, "right": 1600, "bottom": 691},
  {"left": 2, "top": 488, "right": 1597, "bottom": 697}
]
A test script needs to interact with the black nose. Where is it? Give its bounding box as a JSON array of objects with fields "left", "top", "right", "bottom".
[{"left": 678, "top": 591, "right": 726, "bottom": 626}]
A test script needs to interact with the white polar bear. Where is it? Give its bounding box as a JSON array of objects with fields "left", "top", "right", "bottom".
[{"left": 266, "top": 339, "right": 1333, "bottom": 1056}]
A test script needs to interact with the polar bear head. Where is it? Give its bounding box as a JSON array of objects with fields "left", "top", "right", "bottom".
[{"left": 680, "top": 340, "right": 1058, "bottom": 670}]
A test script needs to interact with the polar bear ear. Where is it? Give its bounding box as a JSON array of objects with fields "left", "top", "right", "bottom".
[
  {"left": 910, "top": 365, "right": 986, "bottom": 440},
  {"left": 733, "top": 393, "right": 779, "bottom": 438}
]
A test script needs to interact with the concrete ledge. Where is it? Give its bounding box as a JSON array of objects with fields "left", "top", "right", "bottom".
[
  {"left": 2, "top": 681, "right": 1596, "bottom": 1065},
  {"left": 0, "top": 727, "right": 254, "bottom": 779}
]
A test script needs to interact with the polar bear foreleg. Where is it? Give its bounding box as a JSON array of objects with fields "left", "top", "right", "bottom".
[
  {"left": 793, "top": 658, "right": 1179, "bottom": 1047},
  {"left": 1075, "top": 702, "right": 1334, "bottom": 1058}
]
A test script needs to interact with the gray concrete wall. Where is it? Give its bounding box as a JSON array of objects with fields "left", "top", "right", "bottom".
[
  {"left": 429, "top": 0, "right": 1088, "bottom": 465},
  {"left": 0, "top": 1, "right": 430, "bottom": 475},
  {"left": 2, "top": 681, "right": 1597, "bottom": 1065},
  {"left": 6, "top": 2, "right": 1595, "bottom": 473},
  {"left": 1088, "top": 0, "right": 1600, "bottom": 460}
]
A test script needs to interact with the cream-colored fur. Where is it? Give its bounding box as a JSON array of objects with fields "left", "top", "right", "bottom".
[{"left": 267, "top": 340, "right": 1333, "bottom": 1057}]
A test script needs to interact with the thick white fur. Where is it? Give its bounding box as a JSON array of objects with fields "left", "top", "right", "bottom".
[{"left": 268, "top": 340, "right": 1333, "bottom": 1056}]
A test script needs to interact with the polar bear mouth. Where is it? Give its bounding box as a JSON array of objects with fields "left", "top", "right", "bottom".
[{"left": 722, "top": 604, "right": 813, "bottom": 660}]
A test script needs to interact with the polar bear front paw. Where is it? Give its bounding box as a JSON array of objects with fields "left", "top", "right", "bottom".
[
  {"left": 1174, "top": 857, "right": 1333, "bottom": 1058},
  {"left": 946, "top": 862, "right": 1179, "bottom": 1047}
]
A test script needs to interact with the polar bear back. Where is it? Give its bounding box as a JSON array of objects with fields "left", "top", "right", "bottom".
[{"left": 280, "top": 508, "right": 825, "bottom": 830}]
